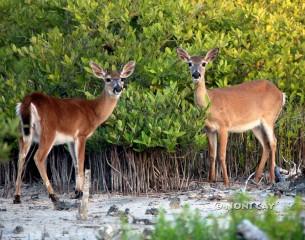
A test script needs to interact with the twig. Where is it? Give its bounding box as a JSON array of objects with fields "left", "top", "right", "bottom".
[{"left": 243, "top": 172, "right": 256, "bottom": 192}]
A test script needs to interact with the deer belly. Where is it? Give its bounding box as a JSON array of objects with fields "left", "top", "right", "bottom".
[
  {"left": 229, "top": 120, "right": 261, "bottom": 133},
  {"left": 54, "top": 132, "right": 74, "bottom": 145}
]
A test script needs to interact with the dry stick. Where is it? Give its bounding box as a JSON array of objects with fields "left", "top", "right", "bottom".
[
  {"left": 105, "top": 154, "right": 133, "bottom": 192},
  {"left": 78, "top": 169, "right": 90, "bottom": 220},
  {"left": 243, "top": 172, "right": 256, "bottom": 192}
]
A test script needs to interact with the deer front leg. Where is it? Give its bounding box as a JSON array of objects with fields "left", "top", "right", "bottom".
[
  {"left": 73, "top": 137, "right": 86, "bottom": 199},
  {"left": 207, "top": 132, "right": 217, "bottom": 182},
  {"left": 218, "top": 129, "right": 229, "bottom": 186}
]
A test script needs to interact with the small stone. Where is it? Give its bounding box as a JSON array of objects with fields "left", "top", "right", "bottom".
[
  {"left": 272, "top": 181, "right": 290, "bottom": 193},
  {"left": 208, "top": 194, "right": 223, "bottom": 201},
  {"left": 169, "top": 197, "right": 181, "bottom": 209},
  {"left": 132, "top": 218, "right": 154, "bottom": 225},
  {"left": 145, "top": 208, "right": 159, "bottom": 216},
  {"left": 29, "top": 206, "right": 49, "bottom": 210},
  {"left": 13, "top": 225, "right": 24, "bottom": 234},
  {"left": 143, "top": 228, "right": 153, "bottom": 239},
  {"left": 96, "top": 225, "right": 116, "bottom": 240},
  {"left": 107, "top": 205, "right": 119, "bottom": 216},
  {"left": 31, "top": 194, "right": 39, "bottom": 200},
  {"left": 294, "top": 183, "right": 305, "bottom": 194},
  {"left": 273, "top": 190, "right": 282, "bottom": 198},
  {"left": 237, "top": 219, "right": 268, "bottom": 240}
]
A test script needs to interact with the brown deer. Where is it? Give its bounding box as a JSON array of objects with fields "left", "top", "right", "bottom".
[
  {"left": 14, "top": 60, "right": 136, "bottom": 205},
  {"left": 177, "top": 47, "right": 285, "bottom": 186}
]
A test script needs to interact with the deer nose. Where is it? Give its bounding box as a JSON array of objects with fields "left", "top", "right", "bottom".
[
  {"left": 192, "top": 71, "right": 201, "bottom": 79},
  {"left": 113, "top": 85, "right": 122, "bottom": 94}
]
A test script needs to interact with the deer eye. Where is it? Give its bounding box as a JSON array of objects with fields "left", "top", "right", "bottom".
[
  {"left": 105, "top": 78, "right": 111, "bottom": 83},
  {"left": 188, "top": 62, "right": 192, "bottom": 67},
  {"left": 202, "top": 62, "right": 206, "bottom": 67}
]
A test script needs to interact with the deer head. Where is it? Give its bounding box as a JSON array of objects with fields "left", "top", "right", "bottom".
[
  {"left": 176, "top": 48, "right": 219, "bottom": 84},
  {"left": 90, "top": 61, "right": 136, "bottom": 98}
]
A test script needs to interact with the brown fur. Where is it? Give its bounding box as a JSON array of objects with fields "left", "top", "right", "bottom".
[
  {"left": 14, "top": 61, "right": 135, "bottom": 204},
  {"left": 177, "top": 47, "right": 285, "bottom": 186}
]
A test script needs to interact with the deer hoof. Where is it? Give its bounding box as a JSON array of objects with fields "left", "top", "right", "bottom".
[
  {"left": 71, "top": 190, "right": 83, "bottom": 199},
  {"left": 13, "top": 195, "right": 21, "bottom": 204},
  {"left": 49, "top": 193, "right": 59, "bottom": 203}
]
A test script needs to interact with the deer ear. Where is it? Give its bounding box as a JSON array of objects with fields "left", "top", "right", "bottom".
[
  {"left": 120, "top": 61, "right": 136, "bottom": 78},
  {"left": 89, "top": 61, "right": 106, "bottom": 79},
  {"left": 176, "top": 47, "right": 190, "bottom": 62},
  {"left": 204, "top": 48, "right": 219, "bottom": 62}
]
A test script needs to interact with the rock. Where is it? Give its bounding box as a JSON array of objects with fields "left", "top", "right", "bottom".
[
  {"left": 0, "top": 208, "right": 7, "bottom": 212},
  {"left": 13, "top": 225, "right": 24, "bottom": 234},
  {"left": 143, "top": 228, "right": 153, "bottom": 239},
  {"left": 294, "top": 183, "right": 305, "bottom": 194},
  {"left": 107, "top": 205, "right": 119, "bottom": 216},
  {"left": 148, "top": 201, "right": 158, "bottom": 206},
  {"left": 31, "top": 193, "right": 39, "bottom": 200},
  {"left": 132, "top": 218, "right": 154, "bottom": 225},
  {"left": 53, "top": 200, "right": 79, "bottom": 211},
  {"left": 145, "top": 208, "right": 159, "bottom": 216},
  {"left": 208, "top": 194, "right": 223, "bottom": 201},
  {"left": 237, "top": 219, "right": 268, "bottom": 240},
  {"left": 272, "top": 181, "right": 290, "bottom": 193},
  {"left": 29, "top": 206, "right": 49, "bottom": 210},
  {"left": 169, "top": 197, "right": 181, "bottom": 209},
  {"left": 96, "top": 224, "right": 120, "bottom": 240},
  {"left": 274, "top": 166, "right": 285, "bottom": 182}
]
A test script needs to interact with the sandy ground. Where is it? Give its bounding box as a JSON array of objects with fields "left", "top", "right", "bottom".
[{"left": 0, "top": 182, "right": 299, "bottom": 240}]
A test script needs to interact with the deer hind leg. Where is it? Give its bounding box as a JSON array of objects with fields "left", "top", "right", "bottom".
[
  {"left": 253, "top": 126, "right": 270, "bottom": 183},
  {"left": 14, "top": 136, "right": 32, "bottom": 204},
  {"left": 262, "top": 122, "right": 277, "bottom": 183},
  {"left": 33, "top": 134, "right": 58, "bottom": 203},
  {"left": 218, "top": 129, "right": 229, "bottom": 186},
  {"left": 207, "top": 132, "right": 217, "bottom": 182},
  {"left": 68, "top": 141, "right": 82, "bottom": 199},
  {"left": 70, "top": 137, "right": 86, "bottom": 199}
]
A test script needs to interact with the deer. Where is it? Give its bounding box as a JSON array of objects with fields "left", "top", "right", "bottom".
[
  {"left": 13, "top": 60, "right": 136, "bottom": 206},
  {"left": 177, "top": 47, "right": 285, "bottom": 186}
]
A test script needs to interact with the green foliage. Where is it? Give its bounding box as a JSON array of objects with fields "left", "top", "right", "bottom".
[
  {"left": 0, "top": 0, "right": 305, "bottom": 159},
  {"left": 125, "top": 195, "right": 305, "bottom": 240},
  {"left": 88, "top": 82, "right": 207, "bottom": 152},
  {"left": 0, "top": 114, "right": 19, "bottom": 163}
]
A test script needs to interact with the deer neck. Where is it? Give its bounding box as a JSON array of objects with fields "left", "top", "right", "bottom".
[
  {"left": 93, "top": 91, "right": 119, "bottom": 125},
  {"left": 194, "top": 79, "right": 210, "bottom": 108}
]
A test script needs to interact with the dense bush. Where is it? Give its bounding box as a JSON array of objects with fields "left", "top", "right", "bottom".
[{"left": 0, "top": 0, "right": 304, "bottom": 161}]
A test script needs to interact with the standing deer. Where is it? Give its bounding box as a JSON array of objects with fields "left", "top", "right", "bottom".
[
  {"left": 177, "top": 47, "right": 285, "bottom": 186},
  {"left": 14, "top": 60, "right": 136, "bottom": 205}
]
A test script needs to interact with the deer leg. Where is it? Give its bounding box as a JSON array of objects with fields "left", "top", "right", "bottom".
[
  {"left": 262, "top": 123, "right": 277, "bottom": 183},
  {"left": 207, "top": 132, "right": 217, "bottom": 182},
  {"left": 14, "top": 137, "right": 32, "bottom": 204},
  {"left": 33, "top": 136, "right": 57, "bottom": 203},
  {"left": 253, "top": 126, "right": 270, "bottom": 183},
  {"left": 218, "top": 129, "right": 229, "bottom": 186},
  {"left": 74, "top": 137, "right": 86, "bottom": 199},
  {"left": 67, "top": 142, "right": 80, "bottom": 198}
]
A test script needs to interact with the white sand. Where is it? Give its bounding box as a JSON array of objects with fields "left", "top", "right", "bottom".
[{"left": 0, "top": 182, "right": 298, "bottom": 240}]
